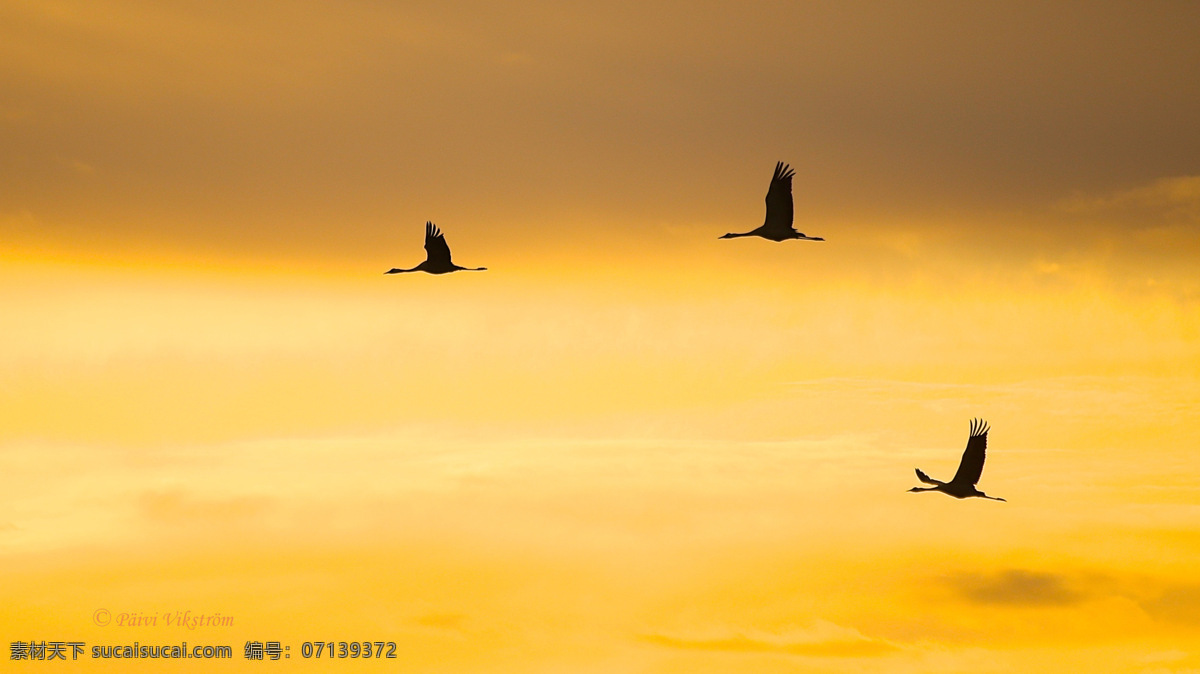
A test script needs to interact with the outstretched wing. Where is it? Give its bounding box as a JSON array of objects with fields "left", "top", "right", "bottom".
[
  {"left": 915, "top": 468, "right": 938, "bottom": 485},
  {"left": 950, "top": 418, "right": 989, "bottom": 487},
  {"left": 423, "top": 221, "right": 453, "bottom": 267},
  {"left": 762, "top": 161, "right": 795, "bottom": 236}
]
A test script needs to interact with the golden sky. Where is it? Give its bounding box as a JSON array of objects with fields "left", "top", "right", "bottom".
[{"left": 3, "top": 2, "right": 1200, "bottom": 672}]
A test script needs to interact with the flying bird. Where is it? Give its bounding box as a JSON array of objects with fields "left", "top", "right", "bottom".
[
  {"left": 909, "top": 418, "right": 1006, "bottom": 502},
  {"left": 720, "top": 162, "right": 824, "bottom": 242},
  {"left": 385, "top": 222, "right": 486, "bottom": 275}
]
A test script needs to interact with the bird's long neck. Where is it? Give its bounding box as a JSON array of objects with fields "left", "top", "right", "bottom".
[
  {"left": 385, "top": 267, "right": 419, "bottom": 274},
  {"left": 908, "top": 485, "right": 941, "bottom": 493},
  {"left": 720, "top": 231, "right": 753, "bottom": 239}
]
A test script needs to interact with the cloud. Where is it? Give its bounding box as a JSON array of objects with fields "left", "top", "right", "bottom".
[
  {"left": 1059, "top": 176, "right": 1200, "bottom": 223},
  {"left": 138, "top": 489, "right": 271, "bottom": 524},
  {"left": 414, "top": 613, "right": 468, "bottom": 633},
  {"left": 950, "top": 568, "right": 1200, "bottom": 627},
  {"left": 1143, "top": 584, "right": 1200, "bottom": 625},
  {"left": 950, "top": 569, "right": 1088, "bottom": 607},
  {"left": 638, "top": 621, "right": 899, "bottom": 658}
]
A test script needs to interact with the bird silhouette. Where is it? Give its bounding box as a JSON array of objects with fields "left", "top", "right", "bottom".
[
  {"left": 909, "top": 419, "right": 1006, "bottom": 502},
  {"left": 720, "top": 162, "right": 824, "bottom": 242},
  {"left": 385, "top": 222, "right": 486, "bottom": 275}
]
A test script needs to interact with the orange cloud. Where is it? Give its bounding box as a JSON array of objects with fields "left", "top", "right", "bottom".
[
  {"left": 137, "top": 489, "right": 272, "bottom": 524},
  {"left": 1059, "top": 176, "right": 1200, "bottom": 221},
  {"left": 1142, "top": 584, "right": 1200, "bottom": 626},
  {"left": 638, "top": 622, "right": 899, "bottom": 658},
  {"left": 949, "top": 569, "right": 1087, "bottom": 606}
]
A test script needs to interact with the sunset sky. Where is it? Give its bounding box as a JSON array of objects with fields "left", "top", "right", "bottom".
[{"left": 3, "top": 2, "right": 1200, "bottom": 671}]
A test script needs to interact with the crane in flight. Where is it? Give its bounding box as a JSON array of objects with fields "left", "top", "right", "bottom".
[
  {"left": 720, "top": 162, "right": 824, "bottom": 242},
  {"left": 385, "top": 222, "right": 487, "bottom": 275},
  {"left": 908, "top": 419, "right": 1006, "bottom": 502}
]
